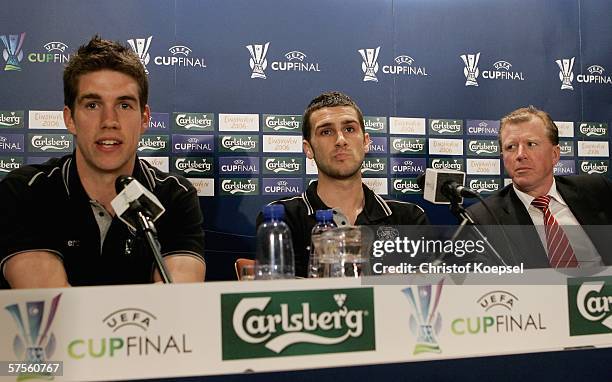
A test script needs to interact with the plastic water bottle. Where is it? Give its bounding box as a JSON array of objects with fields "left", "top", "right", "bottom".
[
  {"left": 308, "top": 209, "right": 337, "bottom": 278},
  {"left": 255, "top": 204, "right": 295, "bottom": 279}
]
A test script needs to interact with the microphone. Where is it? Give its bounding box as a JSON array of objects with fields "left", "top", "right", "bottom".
[
  {"left": 422, "top": 168, "right": 478, "bottom": 204},
  {"left": 111, "top": 175, "right": 173, "bottom": 283},
  {"left": 421, "top": 169, "right": 511, "bottom": 267},
  {"left": 111, "top": 176, "right": 165, "bottom": 232},
  {"left": 441, "top": 181, "right": 480, "bottom": 200}
]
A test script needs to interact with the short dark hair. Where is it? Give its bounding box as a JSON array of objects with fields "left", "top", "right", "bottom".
[
  {"left": 63, "top": 35, "right": 148, "bottom": 114},
  {"left": 302, "top": 91, "right": 365, "bottom": 141},
  {"left": 500, "top": 105, "right": 559, "bottom": 148}
]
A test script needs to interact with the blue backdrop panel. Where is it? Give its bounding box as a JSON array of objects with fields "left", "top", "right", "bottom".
[{"left": 1, "top": 0, "right": 611, "bottom": 280}]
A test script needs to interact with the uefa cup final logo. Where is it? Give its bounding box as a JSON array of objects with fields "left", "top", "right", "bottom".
[
  {"left": 127, "top": 36, "right": 153, "bottom": 74},
  {"left": 1, "top": 33, "right": 26, "bottom": 71},
  {"left": 5, "top": 294, "right": 62, "bottom": 379},
  {"left": 246, "top": 42, "right": 270, "bottom": 79},
  {"left": 402, "top": 281, "right": 443, "bottom": 355},
  {"left": 461, "top": 53, "right": 480, "bottom": 86},
  {"left": 556, "top": 57, "right": 575, "bottom": 90},
  {"left": 358, "top": 47, "right": 380, "bottom": 82}
]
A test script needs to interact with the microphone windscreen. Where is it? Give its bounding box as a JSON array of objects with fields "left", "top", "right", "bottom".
[
  {"left": 423, "top": 168, "right": 466, "bottom": 204},
  {"left": 115, "top": 175, "right": 134, "bottom": 194},
  {"left": 111, "top": 176, "right": 166, "bottom": 231}
]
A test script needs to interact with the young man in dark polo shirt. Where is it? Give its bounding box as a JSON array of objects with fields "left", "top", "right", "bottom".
[
  {"left": 0, "top": 36, "right": 205, "bottom": 288},
  {"left": 258, "top": 91, "right": 429, "bottom": 277}
]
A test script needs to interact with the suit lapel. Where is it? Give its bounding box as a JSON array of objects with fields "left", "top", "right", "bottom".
[
  {"left": 499, "top": 186, "right": 550, "bottom": 268},
  {"left": 500, "top": 187, "right": 533, "bottom": 225},
  {"left": 556, "top": 176, "right": 612, "bottom": 265},
  {"left": 556, "top": 176, "right": 601, "bottom": 225}
]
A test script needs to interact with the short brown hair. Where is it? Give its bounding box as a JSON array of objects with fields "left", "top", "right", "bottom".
[
  {"left": 63, "top": 35, "right": 148, "bottom": 114},
  {"left": 302, "top": 91, "right": 365, "bottom": 141},
  {"left": 499, "top": 105, "right": 559, "bottom": 147}
]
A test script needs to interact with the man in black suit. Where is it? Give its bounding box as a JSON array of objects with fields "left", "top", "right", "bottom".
[{"left": 467, "top": 106, "right": 612, "bottom": 268}]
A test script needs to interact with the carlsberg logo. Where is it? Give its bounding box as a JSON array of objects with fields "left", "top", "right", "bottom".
[
  {"left": 430, "top": 119, "right": 462, "bottom": 134},
  {"left": 580, "top": 161, "right": 608, "bottom": 174},
  {"left": 392, "top": 139, "right": 424, "bottom": 153},
  {"left": 221, "top": 179, "right": 257, "bottom": 194},
  {"left": 560, "top": 142, "right": 573, "bottom": 156},
  {"left": 393, "top": 179, "right": 420, "bottom": 193},
  {"left": 469, "top": 179, "right": 499, "bottom": 192},
  {"left": 576, "top": 282, "right": 611, "bottom": 325},
  {"left": 221, "top": 288, "right": 375, "bottom": 359},
  {"left": 0, "top": 112, "right": 22, "bottom": 127},
  {"left": 221, "top": 136, "right": 257, "bottom": 151},
  {"left": 31, "top": 135, "right": 71, "bottom": 151},
  {"left": 579, "top": 123, "right": 607, "bottom": 137},
  {"left": 265, "top": 158, "right": 300, "bottom": 173},
  {"left": 264, "top": 115, "right": 301, "bottom": 131},
  {"left": 363, "top": 117, "right": 386, "bottom": 131},
  {"left": 175, "top": 113, "right": 213, "bottom": 130},
  {"left": 138, "top": 136, "right": 167, "bottom": 151},
  {"left": 468, "top": 141, "right": 498, "bottom": 154},
  {"left": 364, "top": 120, "right": 384, "bottom": 130},
  {"left": 568, "top": 277, "right": 612, "bottom": 336},
  {"left": 362, "top": 159, "right": 385, "bottom": 173},
  {"left": 0, "top": 158, "right": 22, "bottom": 172},
  {"left": 175, "top": 158, "right": 212, "bottom": 173},
  {"left": 431, "top": 159, "right": 462, "bottom": 171},
  {"left": 233, "top": 296, "right": 364, "bottom": 350}
]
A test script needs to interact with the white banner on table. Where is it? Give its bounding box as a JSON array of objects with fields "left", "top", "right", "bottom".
[{"left": 1, "top": 270, "right": 611, "bottom": 381}]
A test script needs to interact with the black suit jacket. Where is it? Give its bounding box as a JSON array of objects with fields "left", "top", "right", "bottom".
[{"left": 466, "top": 175, "right": 612, "bottom": 268}]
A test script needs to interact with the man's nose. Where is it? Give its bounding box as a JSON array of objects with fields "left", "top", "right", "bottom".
[
  {"left": 101, "top": 106, "right": 120, "bottom": 129},
  {"left": 516, "top": 143, "right": 528, "bottom": 159},
  {"left": 335, "top": 131, "right": 348, "bottom": 146}
]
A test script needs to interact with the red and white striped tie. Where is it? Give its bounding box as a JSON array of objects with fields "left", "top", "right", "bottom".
[{"left": 531, "top": 195, "right": 579, "bottom": 268}]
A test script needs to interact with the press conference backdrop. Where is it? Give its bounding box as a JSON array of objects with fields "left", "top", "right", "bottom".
[{"left": 1, "top": 0, "right": 611, "bottom": 280}]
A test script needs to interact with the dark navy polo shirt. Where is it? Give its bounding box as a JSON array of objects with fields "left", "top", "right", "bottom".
[
  {"left": 257, "top": 180, "right": 429, "bottom": 277},
  {"left": 0, "top": 154, "right": 205, "bottom": 287}
]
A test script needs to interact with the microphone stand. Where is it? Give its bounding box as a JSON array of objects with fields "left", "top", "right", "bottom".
[
  {"left": 132, "top": 203, "right": 173, "bottom": 284},
  {"left": 435, "top": 193, "right": 508, "bottom": 267}
]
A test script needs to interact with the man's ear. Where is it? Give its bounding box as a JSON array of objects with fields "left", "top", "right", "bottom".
[
  {"left": 63, "top": 106, "right": 76, "bottom": 135},
  {"left": 141, "top": 104, "right": 151, "bottom": 134},
  {"left": 363, "top": 132, "right": 371, "bottom": 153},
  {"left": 303, "top": 139, "right": 314, "bottom": 159},
  {"left": 552, "top": 144, "right": 561, "bottom": 166}
]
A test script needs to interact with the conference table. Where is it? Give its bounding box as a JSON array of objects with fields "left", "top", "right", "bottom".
[{"left": 1, "top": 268, "right": 610, "bottom": 381}]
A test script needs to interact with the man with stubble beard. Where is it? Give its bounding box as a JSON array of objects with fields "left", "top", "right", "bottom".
[{"left": 258, "top": 91, "right": 429, "bottom": 277}]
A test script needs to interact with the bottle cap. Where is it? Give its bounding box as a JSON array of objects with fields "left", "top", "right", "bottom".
[
  {"left": 315, "top": 209, "right": 334, "bottom": 222},
  {"left": 263, "top": 204, "right": 285, "bottom": 220}
]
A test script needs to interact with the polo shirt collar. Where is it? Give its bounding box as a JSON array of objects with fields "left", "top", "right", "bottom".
[
  {"left": 304, "top": 180, "right": 392, "bottom": 222},
  {"left": 63, "top": 153, "right": 154, "bottom": 200}
]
